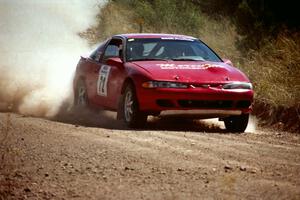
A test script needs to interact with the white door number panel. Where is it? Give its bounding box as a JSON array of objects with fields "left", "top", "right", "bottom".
[{"left": 97, "top": 65, "right": 111, "bottom": 96}]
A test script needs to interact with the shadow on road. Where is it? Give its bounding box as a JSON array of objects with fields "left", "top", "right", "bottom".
[{"left": 52, "top": 108, "right": 226, "bottom": 133}]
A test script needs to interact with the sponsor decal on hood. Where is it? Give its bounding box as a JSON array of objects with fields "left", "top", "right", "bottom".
[{"left": 157, "top": 63, "right": 224, "bottom": 70}]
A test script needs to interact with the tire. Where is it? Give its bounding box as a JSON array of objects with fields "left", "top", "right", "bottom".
[
  {"left": 121, "top": 84, "right": 147, "bottom": 128},
  {"left": 224, "top": 113, "right": 249, "bottom": 133},
  {"left": 74, "top": 79, "right": 89, "bottom": 109}
]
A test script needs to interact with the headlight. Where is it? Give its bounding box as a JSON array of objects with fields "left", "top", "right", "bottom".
[
  {"left": 223, "top": 82, "right": 253, "bottom": 89},
  {"left": 142, "top": 81, "right": 188, "bottom": 89}
]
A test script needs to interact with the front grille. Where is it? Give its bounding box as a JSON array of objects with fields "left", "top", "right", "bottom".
[
  {"left": 236, "top": 100, "right": 252, "bottom": 108},
  {"left": 191, "top": 83, "right": 224, "bottom": 88},
  {"left": 178, "top": 100, "right": 233, "bottom": 108},
  {"left": 156, "top": 99, "right": 175, "bottom": 108}
]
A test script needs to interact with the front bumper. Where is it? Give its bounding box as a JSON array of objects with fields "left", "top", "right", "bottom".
[
  {"left": 136, "top": 87, "right": 253, "bottom": 116},
  {"left": 160, "top": 109, "right": 242, "bottom": 118}
]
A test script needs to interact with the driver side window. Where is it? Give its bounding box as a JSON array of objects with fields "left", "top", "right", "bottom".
[
  {"left": 89, "top": 41, "right": 107, "bottom": 62},
  {"left": 103, "top": 38, "right": 123, "bottom": 61},
  {"left": 104, "top": 45, "right": 119, "bottom": 57}
]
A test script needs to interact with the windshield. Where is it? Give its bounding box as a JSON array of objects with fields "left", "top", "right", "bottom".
[{"left": 125, "top": 38, "right": 222, "bottom": 62}]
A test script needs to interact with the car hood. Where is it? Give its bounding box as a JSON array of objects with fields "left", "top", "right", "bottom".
[{"left": 130, "top": 60, "right": 250, "bottom": 83}]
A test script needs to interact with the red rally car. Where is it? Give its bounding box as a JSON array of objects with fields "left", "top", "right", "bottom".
[{"left": 73, "top": 34, "right": 253, "bottom": 132}]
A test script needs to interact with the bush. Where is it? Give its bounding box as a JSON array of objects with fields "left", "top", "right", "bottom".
[
  {"left": 113, "top": 0, "right": 203, "bottom": 35},
  {"left": 241, "top": 31, "right": 300, "bottom": 107}
]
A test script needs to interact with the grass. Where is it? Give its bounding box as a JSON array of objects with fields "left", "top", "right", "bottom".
[
  {"left": 81, "top": 0, "right": 300, "bottom": 131},
  {"left": 242, "top": 32, "right": 300, "bottom": 107}
]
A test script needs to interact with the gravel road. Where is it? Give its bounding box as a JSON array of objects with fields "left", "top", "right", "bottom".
[{"left": 1, "top": 112, "right": 299, "bottom": 199}]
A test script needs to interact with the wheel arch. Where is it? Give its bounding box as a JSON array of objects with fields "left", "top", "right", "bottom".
[
  {"left": 73, "top": 76, "right": 89, "bottom": 108},
  {"left": 74, "top": 76, "right": 86, "bottom": 95},
  {"left": 120, "top": 77, "right": 136, "bottom": 95}
]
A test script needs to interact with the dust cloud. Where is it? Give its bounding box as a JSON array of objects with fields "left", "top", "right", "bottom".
[
  {"left": 202, "top": 115, "right": 257, "bottom": 133},
  {"left": 0, "top": 0, "right": 106, "bottom": 117},
  {"left": 246, "top": 115, "right": 257, "bottom": 133}
]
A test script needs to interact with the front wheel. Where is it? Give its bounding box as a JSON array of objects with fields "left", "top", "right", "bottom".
[
  {"left": 121, "top": 84, "right": 147, "bottom": 128},
  {"left": 224, "top": 113, "right": 249, "bottom": 133}
]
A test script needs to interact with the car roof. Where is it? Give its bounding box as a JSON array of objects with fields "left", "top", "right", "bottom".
[{"left": 115, "top": 33, "right": 197, "bottom": 40}]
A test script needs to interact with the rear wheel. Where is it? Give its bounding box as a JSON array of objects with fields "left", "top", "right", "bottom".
[
  {"left": 224, "top": 113, "right": 249, "bottom": 133},
  {"left": 74, "top": 79, "right": 89, "bottom": 109},
  {"left": 122, "top": 84, "right": 147, "bottom": 128}
]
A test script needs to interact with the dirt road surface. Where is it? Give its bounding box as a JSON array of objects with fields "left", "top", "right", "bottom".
[{"left": 1, "top": 112, "right": 300, "bottom": 199}]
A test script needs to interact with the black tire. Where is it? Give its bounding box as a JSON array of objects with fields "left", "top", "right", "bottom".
[
  {"left": 121, "top": 84, "right": 147, "bottom": 128},
  {"left": 224, "top": 113, "right": 249, "bottom": 133},
  {"left": 74, "top": 79, "right": 89, "bottom": 109}
]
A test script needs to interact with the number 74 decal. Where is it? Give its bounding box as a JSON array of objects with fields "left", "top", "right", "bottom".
[{"left": 97, "top": 65, "right": 111, "bottom": 96}]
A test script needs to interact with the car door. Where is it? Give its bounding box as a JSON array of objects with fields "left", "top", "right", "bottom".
[
  {"left": 93, "top": 37, "right": 125, "bottom": 110},
  {"left": 81, "top": 42, "right": 107, "bottom": 108}
]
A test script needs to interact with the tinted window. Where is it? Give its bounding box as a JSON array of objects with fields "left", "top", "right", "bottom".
[
  {"left": 126, "top": 38, "right": 222, "bottom": 62},
  {"left": 104, "top": 45, "right": 119, "bottom": 57},
  {"left": 102, "top": 38, "right": 123, "bottom": 61},
  {"left": 89, "top": 42, "right": 106, "bottom": 62}
]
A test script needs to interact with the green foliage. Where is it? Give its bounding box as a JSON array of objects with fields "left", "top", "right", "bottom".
[{"left": 112, "top": 0, "right": 203, "bottom": 35}]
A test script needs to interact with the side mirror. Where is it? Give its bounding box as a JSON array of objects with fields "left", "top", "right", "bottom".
[
  {"left": 106, "top": 57, "right": 123, "bottom": 68},
  {"left": 222, "top": 58, "right": 233, "bottom": 66}
]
